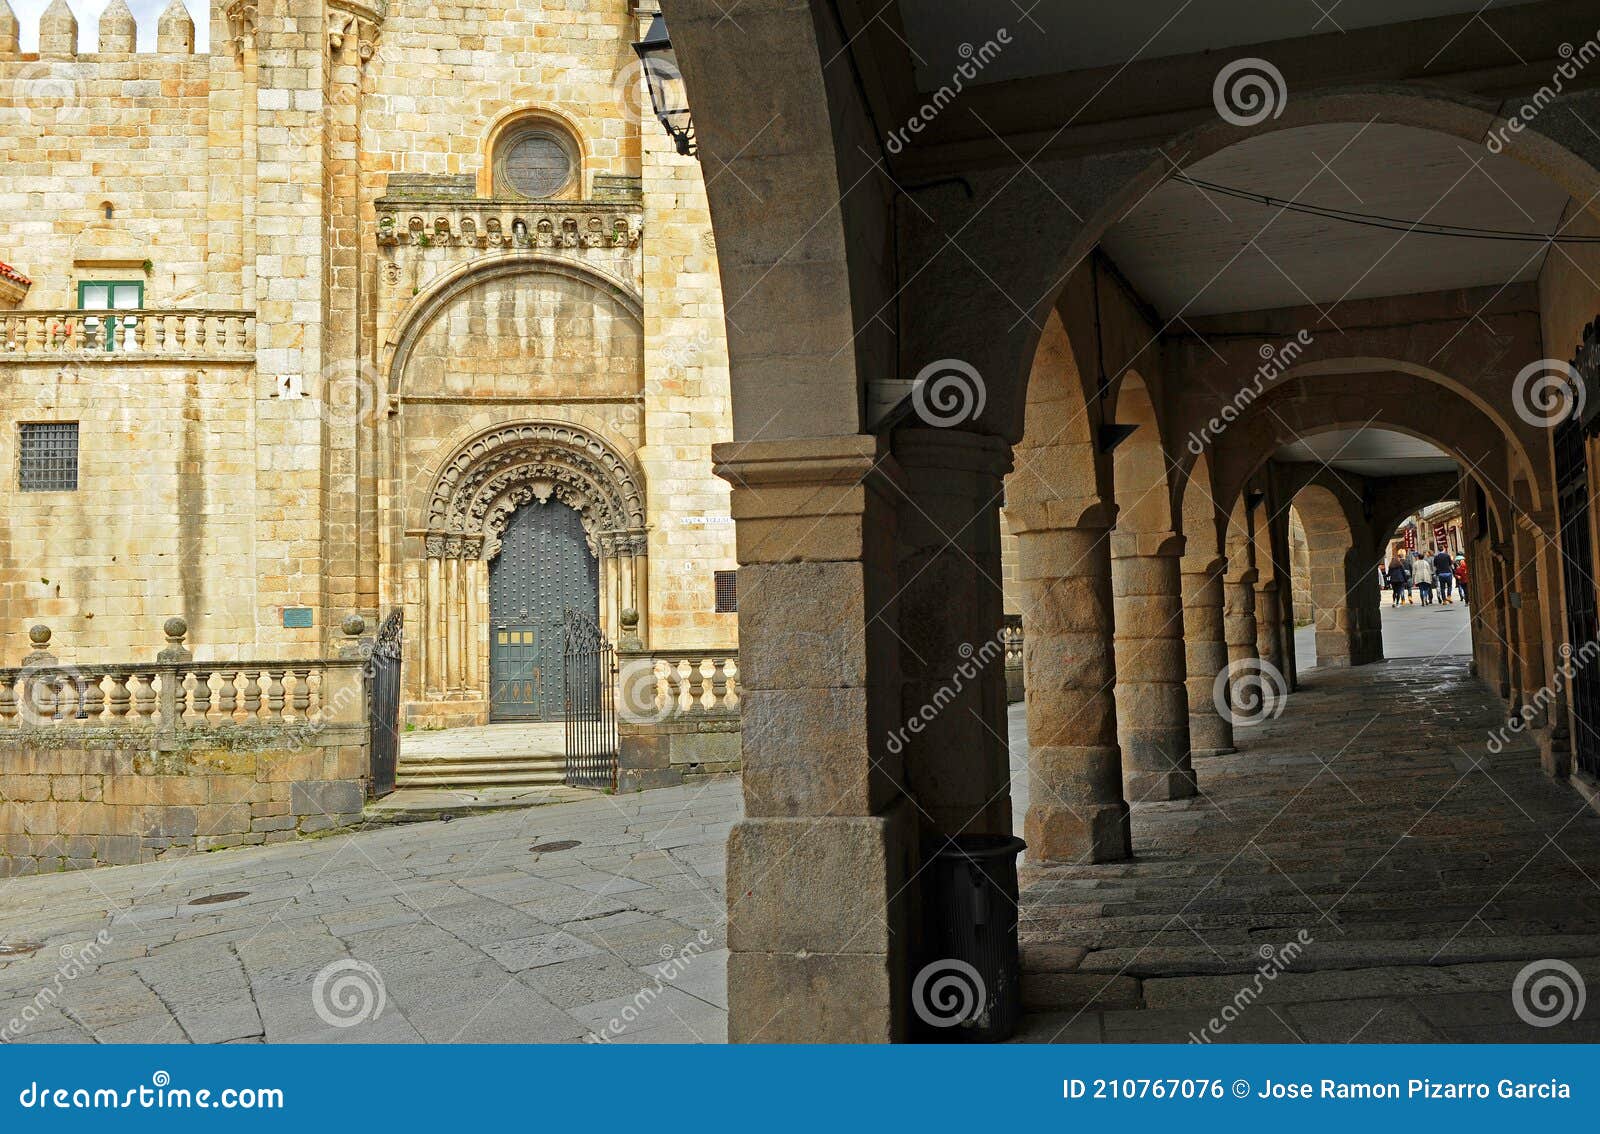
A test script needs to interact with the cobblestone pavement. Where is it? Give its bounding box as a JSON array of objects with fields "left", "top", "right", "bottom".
[
  {"left": 1013, "top": 654, "right": 1600, "bottom": 1043},
  {"left": 0, "top": 783, "right": 736, "bottom": 1044}
]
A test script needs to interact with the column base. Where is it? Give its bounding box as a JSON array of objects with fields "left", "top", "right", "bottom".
[
  {"left": 1121, "top": 731, "right": 1198, "bottom": 801},
  {"left": 1192, "top": 746, "right": 1236, "bottom": 758},
  {"left": 1024, "top": 800, "right": 1131, "bottom": 864},
  {"left": 1124, "top": 766, "right": 1199, "bottom": 801}
]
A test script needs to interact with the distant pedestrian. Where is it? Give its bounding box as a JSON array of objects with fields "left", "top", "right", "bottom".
[
  {"left": 1385, "top": 555, "right": 1410, "bottom": 608},
  {"left": 1454, "top": 556, "right": 1469, "bottom": 604},
  {"left": 1433, "top": 548, "right": 1455, "bottom": 603},
  {"left": 1413, "top": 551, "right": 1435, "bottom": 605}
]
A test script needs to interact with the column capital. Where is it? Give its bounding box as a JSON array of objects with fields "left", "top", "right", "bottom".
[
  {"left": 889, "top": 427, "right": 1013, "bottom": 479},
  {"left": 1005, "top": 497, "right": 1116, "bottom": 536},
  {"left": 1110, "top": 529, "right": 1186, "bottom": 559},
  {"left": 713, "top": 435, "right": 902, "bottom": 564},
  {"left": 1182, "top": 555, "right": 1230, "bottom": 579}
]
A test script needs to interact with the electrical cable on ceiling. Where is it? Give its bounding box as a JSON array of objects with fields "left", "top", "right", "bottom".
[{"left": 1172, "top": 173, "right": 1600, "bottom": 244}]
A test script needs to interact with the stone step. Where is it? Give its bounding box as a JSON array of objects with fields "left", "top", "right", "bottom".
[
  {"left": 395, "top": 755, "right": 567, "bottom": 787},
  {"left": 395, "top": 771, "right": 568, "bottom": 787},
  {"left": 398, "top": 750, "right": 563, "bottom": 767}
]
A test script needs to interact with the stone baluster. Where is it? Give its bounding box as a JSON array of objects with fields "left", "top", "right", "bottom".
[
  {"left": 80, "top": 673, "right": 105, "bottom": 722},
  {"left": 55, "top": 673, "right": 80, "bottom": 721},
  {"left": 0, "top": 672, "right": 15, "bottom": 724},
  {"left": 107, "top": 672, "right": 132, "bottom": 719},
  {"left": 687, "top": 658, "right": 708, "bottom": 711},
  {"left": 266, "top": 669, "right": 286, "bottom": 718},
  {"left": 132, "top": 672, "right": 157, "bottom": 719},
  {"left": 291, "top": 667, "right": 312, "bottom": 717},
  {"left": 242, "top": 669, "right": 262, "bottom": 717},
  {"left": 710, "top": 657, "right": 731, "bottom": 711},
  {"left": 217, "top": 670, "right": 239, "bottom": 719},
  {"left": 190, "top": 669, "right": 213, "bottom": 722}
]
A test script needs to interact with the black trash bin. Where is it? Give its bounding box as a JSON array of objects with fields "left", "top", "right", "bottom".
[{"left": 915, "top": 834, "right": 1026, "bottom": 1042}]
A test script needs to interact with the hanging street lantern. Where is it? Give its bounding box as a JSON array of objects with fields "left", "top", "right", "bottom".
[{"left": 631, "top": 14, "right": 696, "bottom": 157}]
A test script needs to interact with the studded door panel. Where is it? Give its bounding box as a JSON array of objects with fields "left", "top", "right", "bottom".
[{"left": 489, "top": 501, "right": 598, "bottom": 721}]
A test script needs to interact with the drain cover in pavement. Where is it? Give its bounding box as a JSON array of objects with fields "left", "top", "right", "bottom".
[
  {"left": 187, "top": 891, "right": 250, "bottom": 906},
  {"left": 529, "top": 840, "right": 581, "bottom": 853},
  {"left": 0, "top": 941, "right": 42, "bottom": 958}
]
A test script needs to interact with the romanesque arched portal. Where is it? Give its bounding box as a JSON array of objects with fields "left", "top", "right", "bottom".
[{"left": 415, "top": 421, "right": 648, "bottom": 714}]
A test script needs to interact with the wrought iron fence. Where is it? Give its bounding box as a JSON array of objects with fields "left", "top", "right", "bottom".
[{"left": 563, "top": 609, "right": 617, "bottom": 789}]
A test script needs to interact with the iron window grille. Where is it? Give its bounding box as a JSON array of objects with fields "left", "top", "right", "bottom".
[
  {"left": 714, "top": 569, "right": 737, "bottom": 613},
  {"left": 18, "top": 422, "right": 79, "bottom": 492}
]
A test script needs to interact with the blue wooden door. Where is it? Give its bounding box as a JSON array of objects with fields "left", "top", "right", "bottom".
[{"left": 489, "top": 501, "right": 597, "bottom": 721}]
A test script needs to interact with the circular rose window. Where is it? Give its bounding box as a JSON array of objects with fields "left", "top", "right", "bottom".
[{"left": 499, "top": 132, "right": 576, "bottom": 199}]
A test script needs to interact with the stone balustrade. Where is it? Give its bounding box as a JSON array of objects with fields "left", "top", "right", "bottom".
[
  {"left": 0, "top": 309, "right": 256, "bottom": 358},
  {"left": 1002, "top": 618, "right": 1025, "bottom": 703},
  {"left": 0, "top": 621, "right": 371, "bottom": 877},
  {"left": 640, "top": 649, "right": 740, "bottom": 717},
  {"left": 616, "top": 645, "right": 740, "bottom": 793},
  {"left": 374, "top": 199, "right": 643, "bottom": 252},
  {"left": 0, "top": 623, "right": 363, "bottom": 731}
]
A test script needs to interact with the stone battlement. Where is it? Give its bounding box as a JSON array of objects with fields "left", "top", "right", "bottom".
[{"left": 0, "top": 0, "right": 198, "bottom": 59}]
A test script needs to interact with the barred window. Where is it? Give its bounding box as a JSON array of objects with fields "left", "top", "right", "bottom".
[
  {"left": 18, "top": 422, "right": 79, "bottom": 492},
  {"left": 714, "top": 570, "right": 737, "bottom": 614}
]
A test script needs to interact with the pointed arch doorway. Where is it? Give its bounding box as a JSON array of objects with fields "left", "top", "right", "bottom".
[{"left": 489, "top": 499, "right": 598, "bottom": 721}]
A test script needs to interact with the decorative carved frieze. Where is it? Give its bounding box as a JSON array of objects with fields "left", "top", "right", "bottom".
[
  {"left": 425, "top": 423, "right": 648, "bottom": 562},
  {"left": 375, "top": 200, "right": 642, "bottom": 251},
  {"left": 222, "top": 0, "right": 257, "bottom": 59},
  {"left": 327, "top": 0, "right": 384, "bottom": 62}
]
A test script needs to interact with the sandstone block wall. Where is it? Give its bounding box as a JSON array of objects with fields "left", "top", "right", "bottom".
[
  {"left": 0, "top": 359, "right": 261, "bottom": 662},
  {"left": 0, "top": 723, "right": 367, "bottom": 876}
]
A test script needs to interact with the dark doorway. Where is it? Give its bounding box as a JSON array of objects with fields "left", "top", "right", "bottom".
[{"left": 489, "top": 500, "right": 598, "bottom": 721}]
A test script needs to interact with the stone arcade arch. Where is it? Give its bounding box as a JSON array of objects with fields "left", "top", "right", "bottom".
[
  {"left": 659, "top": 5, "right": 1600, "bottom": 1039},
  {"left": 1109, "top": 372, "right": 1196, "bottom": 800},
  {"left": 1288, "top": 482, "right": 1365, "bottom": 670}
]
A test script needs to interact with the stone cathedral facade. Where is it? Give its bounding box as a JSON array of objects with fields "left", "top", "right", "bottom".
[{"left": 0, "top": 0, "right": 737, "bottom": 727}]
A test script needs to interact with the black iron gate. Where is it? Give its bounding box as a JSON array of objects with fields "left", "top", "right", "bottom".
[
  {"left": 366, "top": 608, "right": 404, "bottom": 798},
  {"left": 562, "top": 609, "right": 617, "bottom": 789}
]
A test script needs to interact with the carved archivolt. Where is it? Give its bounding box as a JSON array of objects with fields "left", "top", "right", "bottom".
[{"left": 426, "top": 423, "right": 646, "bottom": 560}]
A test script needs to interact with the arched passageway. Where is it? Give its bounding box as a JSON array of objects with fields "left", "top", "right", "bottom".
[{"left": 660, "top": 0, "right": 1600, "bottom": 1042}]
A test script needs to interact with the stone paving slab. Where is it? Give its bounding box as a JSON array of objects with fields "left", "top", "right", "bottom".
[
  {"left": 0, "top": 781, "right": 737, "bottom": 1044},
  {"left": 1016, "top": 653, "right": 1600, "bottom": 1043},
  {"left": 3, "top": 609, "right": 1596, "bottom": 1045}
]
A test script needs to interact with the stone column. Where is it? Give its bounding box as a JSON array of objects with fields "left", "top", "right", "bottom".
[
  {"left": 1256, "top": 577, "right": 1286, "bottom": 680},
  {"left": 1112, "top": 531, "right": 1197, "bottom": 800},
  {"left": 1011, "top": 500, "right": 1131, "bottom": 863},
  {"left": 1225, "top": 567, "right": 1260, "bottom": 697},
  {"left": 1182, "top": 555, "right": 1235, "bottom": 757},
  {"left": 1512, "top": 519, "right": 1550, "bottom": 723},
  {"left": 714, "top": 435, "right": 914, "bottom": 1043},
  {"left": 890, "top": 428, "right": 1013, "bottom": 838},
  {"left": 629, "top": 536, "right": 650, "bottom": 646}
]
